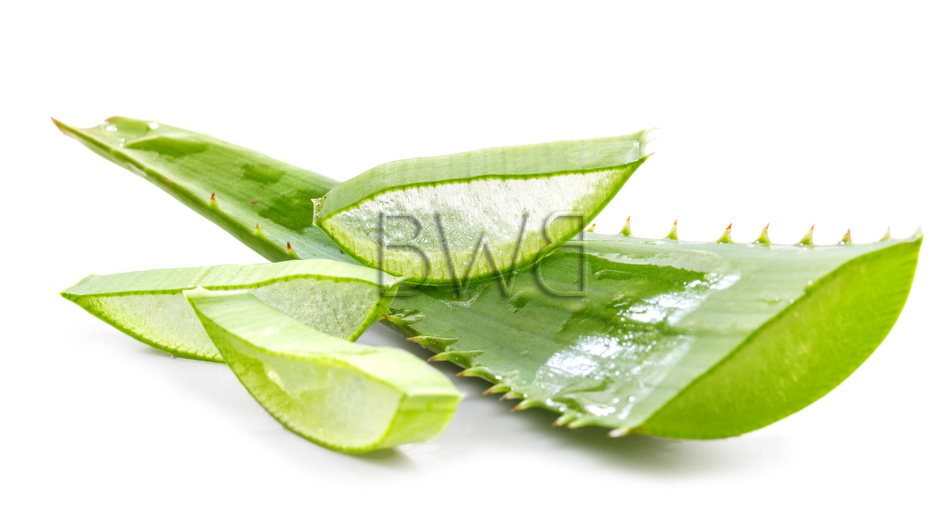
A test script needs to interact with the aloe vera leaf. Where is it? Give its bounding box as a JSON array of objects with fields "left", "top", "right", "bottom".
[
  {"left": 62, "top": 259, "right": 398, "bottom": 361},
  {"left": 59, "top": 117, "right": 921, "bottom": 437},
  {"left": 53, "top": 117, "right": 351, "bottom": 263},
  {"left": 184, "top": 289, "right": 461, "bottom": 453},
  {"left": 389, "top": 233, "right": 920, "bottom": 436},
  {"left": 312, "top": 131, "right": 649, "bottom": 285}
]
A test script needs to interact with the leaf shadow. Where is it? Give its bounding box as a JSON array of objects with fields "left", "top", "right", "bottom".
[{"left": 131, "top": 342, "right": 419, "bottom": 470}]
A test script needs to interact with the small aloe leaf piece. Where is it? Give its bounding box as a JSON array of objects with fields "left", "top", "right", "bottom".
[
  {"left": 312, "top": 131, "right": 651, "bottom": 285},
  {"left": 184, "top": 289, "right": 461, "bottom": 453},
  {"left": 62, "top": 260, "right": 398, "bottom": 361}
]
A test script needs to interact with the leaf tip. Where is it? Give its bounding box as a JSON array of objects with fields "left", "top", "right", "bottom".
[{"left": 51, "top": 117, "right": 67, "bottom": 133}]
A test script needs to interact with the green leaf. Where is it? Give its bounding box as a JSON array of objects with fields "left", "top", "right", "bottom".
[
  {"left": 391, "top": 233, "right": 920, "bottom": 436},
  {"left": 185, "top": 289, "right": 461, "bottom": 453},
  {"left": 62, "top": 259, "right": 398, "bottom": 361},
  {"left": 312, "top": 131, "right": 650, "bottom": 285},
  {"left": 59, "top": 117, "right": 921, "bottom": 437},
  {"left": 53, "top": 117, "right": 350, "bottom": 263}
]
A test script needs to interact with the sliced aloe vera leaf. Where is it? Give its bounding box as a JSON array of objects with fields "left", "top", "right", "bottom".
[
  {"left": 184, "top": 289, "right": 461, "bottom": 453},
  {"left": 62, "top": 259, "right": 398, "bottom": 361},
  {"left": 313, "top": 131, "right": 650, "bottom": 284},
  {"left": 390, "top": 233, "right": 920, "bottom": 436},
  {"left": 60, "top": 117, "right": 921, "bottom": 437}
]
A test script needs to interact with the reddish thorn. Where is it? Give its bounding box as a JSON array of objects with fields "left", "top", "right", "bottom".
[
  {"left": 286, "top": 241, "right": 294, "bottom": 252},
  {"left": 210, "top": 192, "right": 217, "bottom": 204},
  {"left": 250, "top": 199, "right": 257, "bottom": 204}
]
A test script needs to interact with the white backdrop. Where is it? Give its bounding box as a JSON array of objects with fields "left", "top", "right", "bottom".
[{"left": 2, "top": 1, "right": 946, "bottom": 503}]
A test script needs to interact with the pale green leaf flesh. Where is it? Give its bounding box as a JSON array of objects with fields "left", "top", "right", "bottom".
[
  {"left": 58, "top": 117, "right": 921, "bottom": 438},
  {"left": 185, "top": 289, "right": 461, "bottom": 453},
  {"left": 62, "top": 259, "right": 398, "bottom": 361},
  {"left": 313, "top": 131, "right": 649, "bottom": 284}
]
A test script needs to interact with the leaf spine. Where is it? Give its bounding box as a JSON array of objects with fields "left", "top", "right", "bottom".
[
  {"left": 717, "top": 223, "right": 733, "bottom": 244},
  {"left": 500, "top": 391, "right": 524, "bottom": 401},
  {"left": 666, "top": 220, "right": 678, "bottom": 240},
  {"left": 483, "top": 384, "right": 511, "bottom": 395},
  {"left": 840, "top": 229, "right": 853, "bottom": 245},
  {"left": 798, "top": 225, "right": 815, "bottom": 246},
  {"left": 756, "top": 223, "right": 772, "bottom": 244}
]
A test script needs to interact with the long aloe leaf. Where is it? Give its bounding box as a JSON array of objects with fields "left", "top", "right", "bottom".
[
  {"left": 62, "top": 259, "right": 398, "bottom": 361},
  {"left": 390, "top": 233, "right": 920, "bottom": 436},
  {"left": 185, "top": 289, "right": 461, "bottom": 453},
  {"left": 313, "top": 131, "right": 649, "bottom": 284},
  {"left": 58, "top": 117, "right": 921, "bottom": 438}
]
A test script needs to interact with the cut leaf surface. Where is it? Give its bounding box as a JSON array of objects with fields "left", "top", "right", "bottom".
[
  {"left": 62, "top": 259, "right": 398, "bottom": 361},
  {"left": 185, "top": 289, "right": 461, "bottom": 453},
  {"left": 313, "top": 131, "right": 650, "bottom": 284}
]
